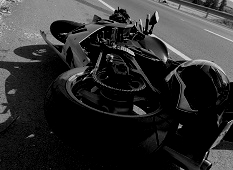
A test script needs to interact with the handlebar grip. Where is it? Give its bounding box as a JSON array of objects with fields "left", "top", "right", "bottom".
[
  {"left": 145, "top": 14, "right": 150, "bottom": 34},
  {"left": 139, "top": 19, "right": 143, "bottom": 32}
]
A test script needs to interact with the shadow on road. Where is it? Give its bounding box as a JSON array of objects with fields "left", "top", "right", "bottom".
[
  {"left": 0, "top": 44, "right": 99, "bottom": 170},
  {"left": 213, "top": 140, "right": 233, "bottom": 151}
]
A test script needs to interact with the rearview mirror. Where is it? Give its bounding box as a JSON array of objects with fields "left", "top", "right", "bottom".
[
  {"left": 92, "top": 15, "right": 102, "bottom": 22},
  {"left": 149, "top": 11, "right": 159, "bottom": 25},
  {"left": 148, "top": 11, "right": 159, "bottom": 34}
]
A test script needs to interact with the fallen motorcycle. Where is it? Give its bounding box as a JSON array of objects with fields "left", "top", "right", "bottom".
[{"left": 40, "top": 8, "right": 233, "bottom": 170}]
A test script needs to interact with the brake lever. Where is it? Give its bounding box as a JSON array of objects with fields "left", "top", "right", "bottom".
[{"left": 138, "top": 19, "right": 143, "bottom": 32}]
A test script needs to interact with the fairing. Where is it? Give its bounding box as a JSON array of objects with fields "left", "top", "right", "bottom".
[
  {"left": 41, "top": 19, "right": 170, "bottom": 69},
  {"left": 139, "top": 35, "right": 169, "bottom": 63},
  {"left": 62, "top": 23, "right": 136, "bottom": 68}
]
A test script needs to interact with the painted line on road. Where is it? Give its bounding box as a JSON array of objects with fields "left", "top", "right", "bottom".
[
  {"left": 97, "top": 0, "right": 191, "bottom": 60},
  {"left": 150, "top": 34, "right": 191, "bottom": 60},
  {"left": 204, "top": 29, "right": 233, "bottom": 43},
  {"left": 98, "top": 0, "right": 115, "bottom": 11},
  {"left": 149, "top": 0, "right": 233, "bottom": 34}
]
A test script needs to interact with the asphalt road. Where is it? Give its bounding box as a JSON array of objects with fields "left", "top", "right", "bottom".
[{"left": 0, "top": 0, "right": 232, "bottom": 169}]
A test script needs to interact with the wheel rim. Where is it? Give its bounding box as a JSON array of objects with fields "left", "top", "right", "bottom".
[{"left": 66, "top": 69, "right": 163, "bottom": 117}]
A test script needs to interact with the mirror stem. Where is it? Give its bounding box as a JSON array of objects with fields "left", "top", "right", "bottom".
[{"left": 149, "top": 25, "right": 155, "bottom": 35}]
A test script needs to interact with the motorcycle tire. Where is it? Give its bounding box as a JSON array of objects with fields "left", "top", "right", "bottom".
[
  {"left": 50, "top": 20, "right": 84, "bottom": 43},
  {"left": 44, "top": 66, "right": 178, "bottom": 167}
]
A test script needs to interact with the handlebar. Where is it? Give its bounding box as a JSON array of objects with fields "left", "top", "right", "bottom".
[{"left": 137, "top": 11, "right": 159, "bottom": 35}]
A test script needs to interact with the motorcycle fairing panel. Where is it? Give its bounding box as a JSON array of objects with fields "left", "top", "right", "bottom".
[{"left": 41, "top": 19, "right": 170, "bottom": 69}]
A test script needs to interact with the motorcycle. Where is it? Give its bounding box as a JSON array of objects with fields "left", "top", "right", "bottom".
[{"left": 40, "top": 8, "right": 233, "bottom": 170}]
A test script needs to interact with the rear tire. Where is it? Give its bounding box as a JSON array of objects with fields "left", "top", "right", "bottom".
[
  {"left": 44, "top": 66, "right": 180, "bottom": 168},
  {"left": 45, "top": 67, "right": 154, "bottom": 164}
]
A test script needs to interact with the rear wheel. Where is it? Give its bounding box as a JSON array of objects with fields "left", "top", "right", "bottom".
[{"left": 44, "top": 66, "right": 178, "bottom": 167}]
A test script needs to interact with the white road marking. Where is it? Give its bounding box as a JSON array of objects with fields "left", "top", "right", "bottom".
[
  {"left": 97, "top": 0, "right": 191, "bottom": 60},
  {"left": 149, "top": 0, "right": 233, "bottom": 34},
  {"left": 204, "top": 29, "right": 233, "bottom": 43},
  {"left": 151, "top": 34, "right": 191, "bottom": 60},
  {"left": 98, "top": 0, "right": 115, "bottom": 11}
]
